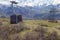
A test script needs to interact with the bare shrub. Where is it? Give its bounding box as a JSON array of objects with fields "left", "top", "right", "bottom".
[
  {"left": 9, "top": 24, "right": 24, "bottom": 34},
  {"left": 14, "top": 36, "right": 20, "bottom": 40},
  {"left": 34, "top": 24, "right": 48, "bottom": 40},
  {"left": 0, "top": 22, "right": 3, "bottom": 26},
  {"left": 47, "top": 31, "right": 60, "bottom": 40},
  {"left": 34, "top": 25, "right": 47, "bottom": 33},
  {"left": 0, "top": 26, "right": 9, "bottom": 40},
  {"left": 24, "top": 32, "right": 39, "bottom": 40},
  {"left": 9, "top": 34, "right": 21, "bottom": 40},
  {"left": 23, "top": 26, "right": 48, "bottom": 40}
]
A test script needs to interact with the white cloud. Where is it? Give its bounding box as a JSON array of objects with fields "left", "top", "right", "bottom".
[
  {"left": 53, "top": 0, "right": 60, "bottom": 4},
  {"left": 9, "top": 0, "right": 16, "bottom": 1},
  {"left": 0, "top": 0, "right": 60, "bottom": 6},
  {"left": 0, "top": 1, "right": 10, "bottom": 5}
]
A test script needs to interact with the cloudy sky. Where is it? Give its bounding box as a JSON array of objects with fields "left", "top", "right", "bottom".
[{"left": 0, "top": 0, "right": 60, "bottom": 6}]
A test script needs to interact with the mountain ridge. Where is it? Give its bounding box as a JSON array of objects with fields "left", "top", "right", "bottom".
[{"left": 0, "top": 4, "right": 60, "bottom": 19}]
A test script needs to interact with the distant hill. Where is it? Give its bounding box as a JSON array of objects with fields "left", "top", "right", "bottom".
[{"left": 0, "top": 4, "right": 60, "bottom": 20}]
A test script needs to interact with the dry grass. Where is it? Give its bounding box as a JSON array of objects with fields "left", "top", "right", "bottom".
[{"left": 0, "top": 18, "right": 60, "bottom": 40}]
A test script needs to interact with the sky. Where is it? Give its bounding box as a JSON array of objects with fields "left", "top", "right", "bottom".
[{"left": 0, "top": 0, "right": 60, "bottom": 6}]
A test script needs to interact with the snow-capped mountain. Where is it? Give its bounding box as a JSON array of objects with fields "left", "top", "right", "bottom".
[{"left": 0, "top": 3, "right": 60, "bottom": 19}]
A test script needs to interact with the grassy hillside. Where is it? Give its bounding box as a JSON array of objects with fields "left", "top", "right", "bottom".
[{"left": 0, "top": 18, "right": 60, "bottom": 40}]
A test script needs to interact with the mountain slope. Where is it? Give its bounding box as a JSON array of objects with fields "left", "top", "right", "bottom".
[{"left": 0, "top": 4, "right": 60, "bottom": 19}]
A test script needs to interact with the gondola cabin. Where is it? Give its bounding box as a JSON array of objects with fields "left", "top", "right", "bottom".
[
  {"left": 17, "top": 15, "right": 22, "bottom": 23},
  {"left": 10, "top": 14, "right": 22, "bottom": 24}
]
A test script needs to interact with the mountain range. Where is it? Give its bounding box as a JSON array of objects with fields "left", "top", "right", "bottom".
[{"left": 0, "top": 4, "right": 60, "bottom": 20}]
